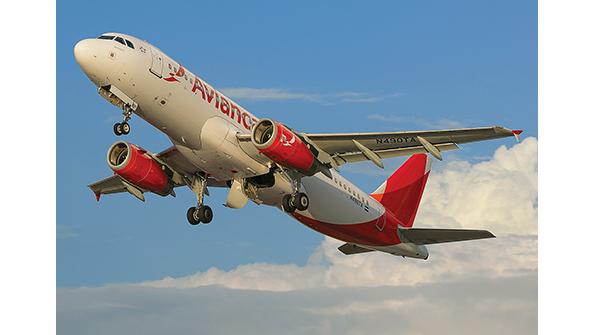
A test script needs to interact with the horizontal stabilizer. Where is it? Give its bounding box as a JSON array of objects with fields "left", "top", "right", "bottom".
[
  {"left": 398, "top": 228, "right": 495, "bottom": 245},
  {"left": 338, "top": 243, "right": 375, "bottom": 255}
]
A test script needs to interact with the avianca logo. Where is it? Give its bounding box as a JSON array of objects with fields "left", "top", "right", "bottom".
[
  {"left": 163, "top": 65, "right": 258, "bottom": 131},
  {"left": 163, "top": 66, "right": 184, "bottom": 82},
  {"left": 281, "top": 133, "right": 296, "bottom": 147}
]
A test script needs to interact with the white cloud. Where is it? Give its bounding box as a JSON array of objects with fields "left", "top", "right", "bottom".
[
  {"left": 221, "top": 88, "right": 320, "bottom": 102},
  {"left": 221, "top": 87, "right": 401, "bottom": 104},
  {"left": 57, "top": 139, "right": 538, "bottom": 334},
  {"left": 140, "top": 235, "right": 535, "bottom": 291},
  {"left": 57, "top": 224, "right": 79, "bottom": 239},
  {"left": 418, "top": 137, "right": 537, "bottom": 235},
  {"left": 367, "top": 113, "right": 466, "bottom": 129},
  {"left": 58, "top": 274, "right": 536, "bottom": 335}
]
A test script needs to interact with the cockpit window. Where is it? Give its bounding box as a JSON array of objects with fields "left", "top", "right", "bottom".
[
  {"left": 114, "top": 36, "right": 126, "bottom": 46},
  {"left": 125, "top": 39, "right": 134, "bottom": 49},
  {"left": 97, "top": 35, "right": 115, "bottom": 40}
]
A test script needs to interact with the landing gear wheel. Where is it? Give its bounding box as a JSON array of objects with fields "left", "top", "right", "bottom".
[
  {"left": 121, "top": 122, "right": 130, "bottom": 135},
  {"left": 201, "top": 206, "right": 213, "bottom": 224},
  {"left": 187, "top": 207, "right": 201, "bottom": 225},
  {"left": 282, "top": 194, "right": 297, "bottom": 213},
  {"left": 113, "top": 123, "right": 123, "bottom": 136},
  {"left": 296, "top": 193, "right": 309, "bottom": 211}
]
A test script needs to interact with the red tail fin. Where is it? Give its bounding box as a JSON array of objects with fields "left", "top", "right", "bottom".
[{"left": 370, "top": 154, "right": 431, "bottom": 228}]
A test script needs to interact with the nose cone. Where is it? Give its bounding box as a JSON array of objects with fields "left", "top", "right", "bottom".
[{"left": 74, "top": 39, "right": 94, "bottom": 74}]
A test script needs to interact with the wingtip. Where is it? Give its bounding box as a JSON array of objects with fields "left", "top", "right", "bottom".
[
  {"left": 94, "top": 192, "right": 101, "bottom": 202},
  {"left": 511, "top": 129, "right": 523, "bottom": 142}
]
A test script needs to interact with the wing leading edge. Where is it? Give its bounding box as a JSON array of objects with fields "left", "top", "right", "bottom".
[{"left": 303, "top": 126, "right": 522, "bottom": 166}]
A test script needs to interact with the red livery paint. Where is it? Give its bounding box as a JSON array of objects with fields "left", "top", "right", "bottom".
[
  {"left": 293, "top": 211, "right": 403, "bottom": 246},
  {"left": 371, "top": 154, "right": 430, "bottom": 228},
  {"left": 107, "top": 142, "right": 172, "bottom": 195},
  {"left": 252, "top": 119, "right": 316, "bottom": 173}
]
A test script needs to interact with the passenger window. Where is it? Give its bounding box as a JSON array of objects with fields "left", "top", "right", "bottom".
[
  {"left": 168, "top": 64, "right": 172, "bottom": 70},
  {"left": 125, "top": 39, "right": 134, "bottom": 49},
  {"left": 114, "top": 37, "right": 126, "bottom": 46}
]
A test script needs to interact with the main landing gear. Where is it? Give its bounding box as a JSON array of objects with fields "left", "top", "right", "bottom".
[
  {"left": 282, "top": 192, "right": 309, "bottom": 213},
  {"left": 186, "top": 174, "right": 214, "bottom": 225},
  {"left": 113, "top": 105, "right": 133, "bottom": 136},
  {"left": 187, "top": 205, "right": 213, "bottom": 225}
]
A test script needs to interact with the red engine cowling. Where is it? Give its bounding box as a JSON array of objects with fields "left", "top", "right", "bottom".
[
  {"left": 251, "top": 119, "right": 316, "bottom": 174},
  {"left": 107, "top": 141, "right": 173, "bottom": 195}
]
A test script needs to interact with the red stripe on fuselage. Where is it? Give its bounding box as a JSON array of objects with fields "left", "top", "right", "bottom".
[{"left": 292, "top": 211, "right": 403, "bottom": 246}]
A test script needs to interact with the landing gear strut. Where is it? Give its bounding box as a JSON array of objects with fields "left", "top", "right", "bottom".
[
  {"left": 282, "top": 192, "right": 309, "bottom": 213},
  {"left": 186, "top": 174, "right": 213, "bottom": 225},
  {"left": 113, "top": 105, "right": 133, "bottom": 136}
]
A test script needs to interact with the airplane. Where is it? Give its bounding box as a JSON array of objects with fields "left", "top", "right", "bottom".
[{"left": 74, "top": 32, "right": 523, "bottom": 259}]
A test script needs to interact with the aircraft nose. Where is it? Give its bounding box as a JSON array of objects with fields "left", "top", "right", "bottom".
[{"left": 74, "top": 39, "right": 94, "bottom": 72}]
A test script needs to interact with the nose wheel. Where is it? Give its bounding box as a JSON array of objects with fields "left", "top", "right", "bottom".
[
  {"left": 282, "top": 192, "right": 309, "bottom": 213},
  {"left": 113, "top": 121, "right": 130, "bottom": 136},
  {"left": 114, "top": 105, "right": 133, "bottom": 136}
]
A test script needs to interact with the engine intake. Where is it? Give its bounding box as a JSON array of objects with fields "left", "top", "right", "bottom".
[
  {"left": 251, "top": 119, "right": 316, "bottom": 174},
  {"left": 107, "top": 141, "right": 173, "bottom": 195}
]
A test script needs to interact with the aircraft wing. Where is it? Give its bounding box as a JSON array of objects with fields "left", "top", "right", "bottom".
[
  {"left": 302, "top": 126, "right": 522, "bottom": 166},
  {"left": 88, "top": 175, "right": 128, "bottom": 200},
  {"left": 88, "top": 146, "right": 228, "bottom": 201},
  {"left": 153, "top": 146, "right": 229, "bottom": 187},
  {"left": 398, "top": 228, "right": 495, "bottom": 245}
]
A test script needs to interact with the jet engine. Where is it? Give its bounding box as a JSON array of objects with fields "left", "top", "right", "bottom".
[
  {"left": 107, "top": 141, "right": 174, "bottom": 196},
  {"left": 251, "top": 119, "right": 317, "bottom": 175}
]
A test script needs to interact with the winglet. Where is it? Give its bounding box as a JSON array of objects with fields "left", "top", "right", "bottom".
[
  {"left": 94, "top": 192, "right": 101, "bottom": 202},
  {"left": 512, "top": 129, "right": 523, "bottom": 142}
]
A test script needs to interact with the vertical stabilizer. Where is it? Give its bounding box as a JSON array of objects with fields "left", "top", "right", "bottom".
[{"left": 370, "top": 154, "right": 431, "bottom": 227}]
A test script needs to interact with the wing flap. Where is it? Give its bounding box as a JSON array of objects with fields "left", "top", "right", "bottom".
[{"left": 398, "top": 228, "right": 495, "bottom": 245}]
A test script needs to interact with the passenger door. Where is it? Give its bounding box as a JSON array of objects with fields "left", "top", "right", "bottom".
[{"left": 149, "top": 47, "right": 163, "bottom": 78}]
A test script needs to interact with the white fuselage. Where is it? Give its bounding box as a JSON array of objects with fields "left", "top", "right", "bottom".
[{"left": 75, "top": 32, "right": 427, "bottom": 258}]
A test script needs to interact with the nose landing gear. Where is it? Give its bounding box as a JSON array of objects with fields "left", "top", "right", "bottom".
[
  {"left": 113, "top": 105, "right": 133, "bottom": 136},
  {"left": 282, "top": 192, "right": 309, "bottom": 213},
  {"left": 113, "top": 121, "right": 130, "bottom": 136}
]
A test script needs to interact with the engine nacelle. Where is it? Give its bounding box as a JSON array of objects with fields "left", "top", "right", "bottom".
[
  {"left": 107, "top": 141, "right": 173, "bottom": 196},
  {"left": 251, "top": 119, "right": 316, "bottom": 174}
]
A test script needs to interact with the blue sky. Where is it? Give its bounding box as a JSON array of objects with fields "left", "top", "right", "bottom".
[{"left": 57, "top": 0, "right": 536, "bottom": 287}]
